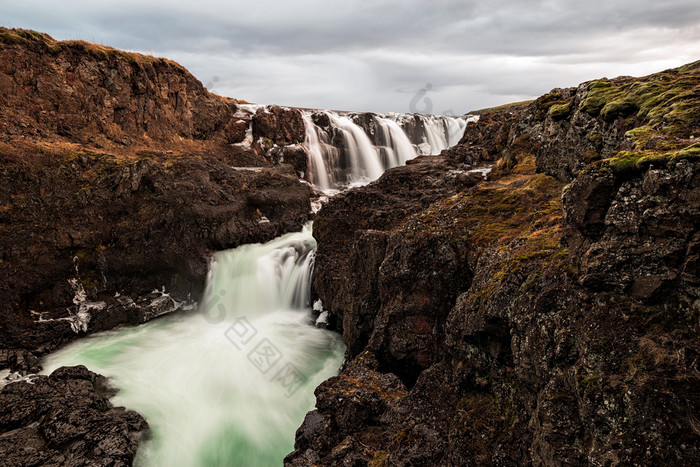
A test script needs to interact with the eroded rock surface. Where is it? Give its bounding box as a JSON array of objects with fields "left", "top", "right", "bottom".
[
  {"left": 289, "top": 62, "right": 700, "bottom": 466},
  {"left": 0, "top": 365, "right": 147, "bottom": 467}
]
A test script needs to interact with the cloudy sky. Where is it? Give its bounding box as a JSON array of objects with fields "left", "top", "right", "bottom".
[{"left": 2, "top": 1, "right": 700, "bottom": 114}]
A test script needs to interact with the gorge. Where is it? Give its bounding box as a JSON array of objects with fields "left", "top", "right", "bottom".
[{"left": 0, "top": 27, "right": 699, "bottom": 467}]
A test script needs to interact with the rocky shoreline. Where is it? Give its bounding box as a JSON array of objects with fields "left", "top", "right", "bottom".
[{"left": 0, "top": 365, "right": 147, "bottom": 467}]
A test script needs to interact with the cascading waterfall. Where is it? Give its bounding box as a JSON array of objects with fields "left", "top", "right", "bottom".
[
  {"left": 327, "top": 113, "right": 385, "bottom": 184},
  {"left": 301, "top": 113, "right": 333, "bottom": 190},
  {"left": 38, "top": 104, "right": 476, "bottom": 466},
  {"left": 42, "top": 225, "right": 345, "bottom": 467},
  {"left": 374, "top": 116, "right": 417, "bottom": 167},
  {"left": 303, "top": 110, "right": 471, "bottom": 190},
  {"left": 446, "top": 117, "right": 469, "bottom": 147}
]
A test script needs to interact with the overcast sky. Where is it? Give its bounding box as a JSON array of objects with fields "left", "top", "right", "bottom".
[{"left": 2, "top": 1, "right": 700, "bottom": 114}]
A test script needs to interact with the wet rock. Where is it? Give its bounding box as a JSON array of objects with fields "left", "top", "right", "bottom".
[
  {"left": 252, "top": 105, "right": 306, "bottom": 146},
  {"left": 268, "top": 144, "right": 309, "bottom": 178},
  {"left": 0, "top": 365, "right": 147, "bottom": 466},
  {"left": 0, "top": 153, "right": 312, "bottom": 360}
]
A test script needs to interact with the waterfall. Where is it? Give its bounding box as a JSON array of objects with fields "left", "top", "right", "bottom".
[
  {"left": 302, "top": 113, "right": 333, "bottom": 190},
  {"left": 374, "top": 116, "right": 417, "bottom": 167},
  {"left": 302, "top": 110, "right": 471, "bottom": 190},
  {"left": 41, "top": 224, "right": 345, "bottom": 467},
  {"left": 37, "top": 103, "right": 476, "bottom": 466},
  {"left": 327, "top": 113, "right": 385, "bottom": 184}
]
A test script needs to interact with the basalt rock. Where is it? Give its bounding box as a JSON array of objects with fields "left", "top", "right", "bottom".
[
  {"left": 312, "top": 155, "right": 483, "bottom": 356},
  {"left": 0, "top": 365, "right": 147, "bottom": 467},
  {"left": 290, "top": 62, "right": 700, "bottom": 465},
  {"left": 251, "top": 105, "right": 306, "bottom": 147}
]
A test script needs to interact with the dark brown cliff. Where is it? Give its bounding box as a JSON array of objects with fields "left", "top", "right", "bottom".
[
  {"left": 0, "top": 29, "right": 312, "bottom": 370},
  {"left": 289, "top": 62, "right": 700, "bottom": 466}
]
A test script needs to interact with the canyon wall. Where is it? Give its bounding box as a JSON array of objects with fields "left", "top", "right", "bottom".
[{"left": 288, "top": 62, "right": 700, "bottom": 466}]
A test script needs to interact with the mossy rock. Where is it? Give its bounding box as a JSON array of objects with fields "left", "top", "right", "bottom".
[
  {"left": 608, "top": 143, "right": 700, "bottom": 174},
  {"left": 534, "top": 92, "right": 572, "bottom": 120},
  {"left": 625, "top": 125, "right": 657, "bottom": 150},
  {"left": 582, "top": 81, "right": 620, "bottom": 115},
  {"left": 601, "top": 99, "right": 638, "bottom": 122},
  {"left": 549, "top": 103, "right": 572, "bottom": 120},
  {"left": 582, "top": 67, "right": 700, "bottom": 138}
]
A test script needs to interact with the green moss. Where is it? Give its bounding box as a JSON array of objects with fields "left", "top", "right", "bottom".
[
  {"left": 534, "top": 92, "right": 572, "bottom": 120},
  {"left": 14, "top": 30, "right": 44, "bottom": 41},
  {"left": 678, "top": 60, "right": 700, "bottom": 73},
  {"left": 601, "top": 99, "right": 638, "bottom": 122},
  {"left": 549, "top": 103, "right": 571, "bottom": 120},
  {"left": 583, "top": 69, "right": 700, "bottom": 137},
  {"left": 608, "top": 152, "right": 642, "bottom": 173},
  {"left": 625, "top": 125, "right": 657, "bottom": 150},
  {"left": 582, "top": 81, "right": 621, "bottom": 115},
  {"left": 608, "top": 143, "right": 700, "bottom": 174},
  {"left": 674, "top": 143, "right": 700, "bottom": 158}
]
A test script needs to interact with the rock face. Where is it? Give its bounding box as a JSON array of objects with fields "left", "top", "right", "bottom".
[
  {"left": 0, "top": 148, "right": 312, "bottom": 360},
  {"left": 0, "top": 28, "right": 247, "bottom": 149},
  {"left": 0, "top": 365, "right": 147, "bottom": 466},
  {"left": 288, "top": 62, "right": 700, "bottom": 465}
]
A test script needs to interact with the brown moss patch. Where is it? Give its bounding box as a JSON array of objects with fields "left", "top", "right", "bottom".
[{"left": 410, "top": 173, "right": 563, "bottom": 247}]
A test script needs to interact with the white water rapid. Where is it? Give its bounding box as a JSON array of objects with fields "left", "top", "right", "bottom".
[{"left": 42, "top": 225, "right": 345, "bottom": 467}]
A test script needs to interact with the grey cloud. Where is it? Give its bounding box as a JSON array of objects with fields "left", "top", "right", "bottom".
[{"left": 1, "top": 0, "right": 699, "bottom": 113}]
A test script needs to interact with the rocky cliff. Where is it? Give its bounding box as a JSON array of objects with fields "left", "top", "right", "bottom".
[
  {"left": 288, "top": 62, "right": 700, "bottom": 465},
  {"left": 0, "top": 29, "right": 313, "bottom": 371},
  {"left": 0, "top": 28, "right": 249, "bottom": 151}
]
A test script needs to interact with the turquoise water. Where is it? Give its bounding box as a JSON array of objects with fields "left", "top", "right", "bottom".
[{"left": 42, "top": 225, "right": 345, "bottom": 466}]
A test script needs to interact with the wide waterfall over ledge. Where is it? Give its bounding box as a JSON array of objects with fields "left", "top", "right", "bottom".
[
  {"left": 302, "top": 111, "right": 473, "bottom": 190},
  {"left": 237, "top": 104, "right": 475, "bottom": 191}
]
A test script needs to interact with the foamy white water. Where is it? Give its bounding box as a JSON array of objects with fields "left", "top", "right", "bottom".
[
  {"left": 303, "top": 110, "right": 470, "bottom": 190},
  {"left": 42, "top": 225, "right": 345, "bottom": 467}
]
